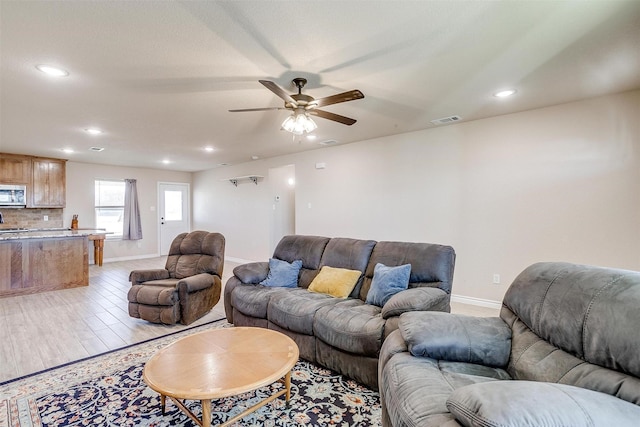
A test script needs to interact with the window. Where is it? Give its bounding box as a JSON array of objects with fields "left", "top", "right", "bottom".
[
  {"left": 95, "top": 180, "right": 125, "bottom": 238},
  {"left": 164, "top": 190, "right": 183, "bottom": 221}
]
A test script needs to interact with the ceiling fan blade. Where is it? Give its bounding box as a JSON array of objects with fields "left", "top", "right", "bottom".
[
  {"left": 228, "top": 107, "right": 284, "bottom": 112},
  {"left": 313, "top": 90, "right": 364, "bottom": 108},
  {"left": 259, "top": 80, "right": 297, "bottom": 105},
  {"left": 309, "top": 109, "right": 357, "bottom": 126}
]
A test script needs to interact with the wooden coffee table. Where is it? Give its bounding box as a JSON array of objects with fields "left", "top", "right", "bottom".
[{"left": 143, "top": 327, "right": 299, "bottom": 427}]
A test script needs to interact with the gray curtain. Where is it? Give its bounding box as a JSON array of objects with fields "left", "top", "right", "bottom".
[{"left": 123, "top": 179, "right": 143, "bottom": 240}]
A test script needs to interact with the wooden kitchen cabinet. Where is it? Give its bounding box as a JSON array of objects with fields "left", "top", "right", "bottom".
[
  {"left": 0, "top": 153, "right": 32, "bottom": 184},
  {"left": 30, "top": 157, "right": 66, "bottom": 208}
]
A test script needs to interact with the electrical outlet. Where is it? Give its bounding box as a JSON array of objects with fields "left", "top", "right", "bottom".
[
  {"left": 492, "top": 274, "right": 501, "bottom": 285},
  {"left": 43, "top": 215, "right": 48, "bottom": 221}
]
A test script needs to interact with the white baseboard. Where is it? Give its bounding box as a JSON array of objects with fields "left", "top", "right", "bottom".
[
  {"left": 451, "top": 294, "right": 502, "bottom": 310},
  {"left": 102, "top": 253, "right": 161, "bottom": 263},
  {"left": 226, "top": 256, "right": 257, "bottom": 264}
]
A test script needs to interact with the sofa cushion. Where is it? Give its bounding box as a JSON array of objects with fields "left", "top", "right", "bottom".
[
  {"left": 501, "top": 262, "right": 640, "bottom": 405},
  {"left": 267, "top": 288, "right": 341, "bottom": 335},
  {"left": 231, "top": 284, "right": 285, "bottom": 319},
  {"left": 502, "top": 262, "right": 640, "bottom": 378},
  {"left": 447, "top": 381, "right": 640, "bottom": 427},
  {"left": 166, "top": 231, "right": 225, "bottom": 279},
  {"left": 308, "top": 266, "right": 362, "bottom": 298},
  {"left": 361, "top": 241, "right": 456, "bottom": 300},
  {"left": 401, "top": 312, "right": 512, "bottom": 368},
  {"left": 318, "top": 238, "right": 376, "bottom": 297},
  {"left": 381, "top": 353, "right": 509, "bottom": 427},
  {"left": 365, "top": 263, "right": 411, "bottom": 307},
  {"left": 272, "top": 235, "right": 330, "bottom": 288},
  {"left": 314, "top": 299, "right": 385, "bottom": 357},
  {"left": 138, "top": 278, "right": 179, "bottom": 287},
  {"left": 260, "top": 258, "right": 302, "bottom": 288}
]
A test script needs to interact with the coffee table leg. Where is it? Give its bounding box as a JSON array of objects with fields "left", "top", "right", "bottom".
[
  {"left": 202, "top": 399, "right": 212, "bottom": 427},
  {"left": 285, "top": 371, "right": 292, "bottom": 408},
  {"left": 160, "top": 394, "right": 166, "bottom": 415}
]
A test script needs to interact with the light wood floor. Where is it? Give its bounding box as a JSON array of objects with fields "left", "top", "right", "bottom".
[
  {"left": 0, "top": 257, "right": 499, "bottom": 384},
  {"left": 0, "top": 257, "right": 235, "bottom": 384}
]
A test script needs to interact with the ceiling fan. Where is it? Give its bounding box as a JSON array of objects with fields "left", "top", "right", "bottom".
[{"left": 229, "top": 78, "right": 364, "bottom": 135}]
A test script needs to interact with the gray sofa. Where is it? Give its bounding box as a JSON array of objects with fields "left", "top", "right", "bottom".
[
  {"left": 379, "top": 262, "right": 640, "bottom": 427},
  {"left": 224, "top": 235, "right": 456, "bottom": 389}
]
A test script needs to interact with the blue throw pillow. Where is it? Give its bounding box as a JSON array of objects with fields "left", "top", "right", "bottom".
[
  {"left": 260, "top": 258, "right": 302, "bottom": 288},
  {"left": 365, "top": 263, "right": 411, "bottom": 307}
]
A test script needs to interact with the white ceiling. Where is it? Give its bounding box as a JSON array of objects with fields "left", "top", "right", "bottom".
[{"left": 2, "top": 1, "right": 640, "bottom": 172}]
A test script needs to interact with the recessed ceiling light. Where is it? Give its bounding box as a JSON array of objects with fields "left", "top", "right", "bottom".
[
  {"left": 90, "top": 147, "right": 105, "bottom": 152},
  {"left": 162, "top": 159, "right": 171, "bottom": 164},
  {"left": 251, "top": 155, "right": 260, "bottom": 160},
  {"left": 85, "top": 128, "right": 103, "bottom": 135},
  {"left": 36, "top": 65, "right": 69, "bottom": 77},
  {"left": 61, "top": 148, "right": 74, "bottom": 154},
  {"left": 306, "top": 135, "right": 317, "bottom": 140},
  {"left": 494, "top": 89, "right": 517, "bottom": 98},
  {"left": 204, "top": 146, "right": 215, "bottom": 152}
]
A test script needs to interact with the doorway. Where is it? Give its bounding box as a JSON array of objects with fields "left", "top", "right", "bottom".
[
  {"left": 268, "top": 165, "right": 296, "bottom": 253},
  {"left": 158, "top": 182, "right": 190, "bottom": 256}
]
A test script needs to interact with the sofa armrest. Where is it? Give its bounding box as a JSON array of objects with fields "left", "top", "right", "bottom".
[
  {"left": 399, "top": 311, "right": 511, "bottom": 368},
  {"left": 177, "top": 273, "right": 215, "bottom": 293},
  {"left": 233, "top": 262, "right": 269, "bottom": 284},
  {"left": 447, "top": 381, "right": 640, "bottom": 427},
  {"left": 378, "top": 329, "right": 409, "bottom": 374},
  {"left": 129, "top": 269, "right": 170, "bottom": 285},
  {"left": 381, "top": 287, "right": 449, "bottom": 319}
]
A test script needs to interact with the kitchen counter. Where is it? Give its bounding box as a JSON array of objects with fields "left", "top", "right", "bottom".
[
  {"left": 0, "top": 228, "right": 109, "bottom": 240},
  {"left": 0, "top": 229, "right": 110, "bottom": 298}
]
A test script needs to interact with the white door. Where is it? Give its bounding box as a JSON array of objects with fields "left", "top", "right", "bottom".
[{"left": 159, "top": 182, "right": 190, "bottom": 256}]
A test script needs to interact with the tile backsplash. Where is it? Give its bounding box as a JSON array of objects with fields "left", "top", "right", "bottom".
[{"left": 0, "top": 208, "right": 64, "bottom": 229}]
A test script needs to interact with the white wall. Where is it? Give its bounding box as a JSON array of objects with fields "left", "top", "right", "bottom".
[
  {"left": 65, "top": 162, "right": 192, "bottom": 262},
  {"left": 193, "top": 90, "right": 640, "bottom": 302}
]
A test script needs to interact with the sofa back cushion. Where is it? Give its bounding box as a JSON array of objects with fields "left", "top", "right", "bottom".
[
  {"left": 501, "top": 262, "right": 640, "bottom": 405},
  {"left": 165, "top": 231, "right": 225, "bottom": 279},
  {"left": 318, "top": 237, "right": 377, "bottom": 297},
  {"left": 360, "top": 241, "right": 456, "bottom": 301},
  {"left": 273, "top": 235, "right": 330, "bottom": 288}
]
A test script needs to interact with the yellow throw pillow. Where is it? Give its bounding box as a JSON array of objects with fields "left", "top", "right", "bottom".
[{"left": 308, "top": 266, "right": 362, "bottom": 298}]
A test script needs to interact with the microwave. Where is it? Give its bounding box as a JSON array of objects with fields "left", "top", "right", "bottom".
[{"left": 0, "top": 184, "right": 27, "bottom": 207}]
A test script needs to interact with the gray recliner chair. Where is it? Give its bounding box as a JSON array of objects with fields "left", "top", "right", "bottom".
[
  {"left": 128, "top": 230, "right": 225, "bottom": 325},
  {"left": 379, "top": 261, "right": 640, "bottom": 426}
]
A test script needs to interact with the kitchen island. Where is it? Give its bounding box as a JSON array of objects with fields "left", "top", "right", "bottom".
[{"left": 0, "top": 229, "right": 108, "bottom": 298}]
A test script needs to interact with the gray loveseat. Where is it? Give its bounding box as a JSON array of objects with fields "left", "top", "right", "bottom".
[
  {"left": 224, "top": 235, "right": 456, "bottom": 389},
  {"left": 379, "top": 261, "right": 640, "bottom": 426}
]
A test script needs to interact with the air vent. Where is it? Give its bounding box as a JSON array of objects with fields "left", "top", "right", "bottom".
[
  {"left": 319, "top": 139, "right": 338, "bottom": 146},
  {"left": 89, "top": 147, "right": 104, "bottom": 152},
  {"left": 430, "top": 115, "right": 462, "bottom": 125}
]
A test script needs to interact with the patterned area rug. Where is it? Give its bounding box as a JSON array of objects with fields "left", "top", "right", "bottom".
[{"left": 0, "top": 320, "right": 381, "bottom": 426}]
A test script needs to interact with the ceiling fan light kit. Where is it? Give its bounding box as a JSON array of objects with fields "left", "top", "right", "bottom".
[
  {"left": 281, "top": 111, "right": 317, "bottom": 135},
  {"left": 230, "top": 77, "right": 364, "bottom": 135}
]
